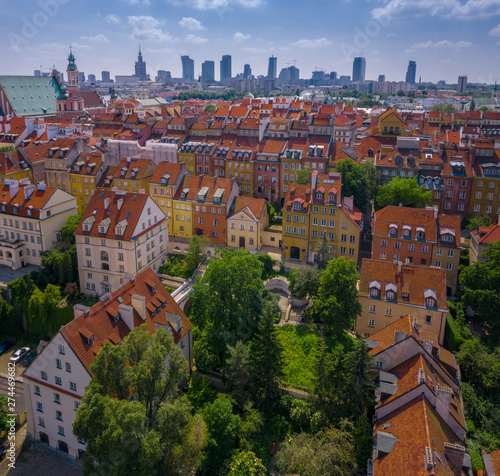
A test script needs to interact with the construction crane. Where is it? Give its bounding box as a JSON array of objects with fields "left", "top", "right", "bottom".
[{"left": 290, "top": 59, "right": 298, "bottom": 67}]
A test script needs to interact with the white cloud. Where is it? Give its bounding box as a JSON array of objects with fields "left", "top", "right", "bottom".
[
  {"left": 372, "top": 0, "right": 500, "bottom": 21},
  {"left": 410, "top": 39, "right": 474, "bottom": 49},
  {"left": 291, "top": 38, "right": 332, "bottom": 48},
  {"left": 166, "top": 0, "right": 262, "bottom": 9},
  {"left": 105, "top": 14, "right": 121, "bottom": 24},
  {"left": 489, "top": 23, "right": 500, "bottom": 36},
  {"left": 123, "top": 0, "right": 151, "bottom": 5},
  {"left": 184, "top": 34, "right": 208, "bottom": 44},
  {"left": 234, "top": 32, "right": 251, "bottom": 41},
  {"left": 178, "top": 17, "right": 205, "bottom": 30},
  {"left": 128, "top": 16, "right": 175, "bottom": 42},
  {"left": 80, "top": 34, "right": 109, "bottom": 43}
]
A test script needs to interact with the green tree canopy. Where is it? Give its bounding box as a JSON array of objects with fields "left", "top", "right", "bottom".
[
  {"left": 73, "top": 324, "right": 205, "bottom": 475},
  {"left": 294, "top": 166, "right": 313, "bottom": 185},
  {"left": 59, "top": 214, "right": 82, "bottom": 245},
  {"left": 431, "top": 103, "right": 458, "bottom": 114},
  {"left": 0, "top": 145, "right": 15, "bottom": 153},
  {"left": 376, "top": 177, "right": 432, "bottom": 209},
  {"left": 465, "top": 214, "right": 491, "bottom": 231},
  {"left": 334, "top": 159, "right": 370, "bottom": 211},
  {"left": 315, "top": 258, "right": 362, "bottom": 334},
  {"left": 459, "top": 242, "right": 500, "bottom": 328},
  {"left": 182, "top": 235, "right": 207, "bottom": 278},
  {"left": 290, "top": 267, "right": 322, "bottom": 299},
  {"left": 314, "top": 233, "right": 331, "bottom": 270},
  {"left": 227, "top": 451, "right": 267, "bottom": 476},
  {"left": 275, "top": 423, "right": 358, "bottom": 476},
  {"left": 189, "top": 248, "right": 278, "bottom": 370}
]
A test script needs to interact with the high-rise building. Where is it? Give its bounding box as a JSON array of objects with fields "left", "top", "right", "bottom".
[
  {"left": 330, "top": 71, "right": 337, "bottom": 80},
  {"left": 378, "top": 75, "right": 386, "bottom": 83},
  {"left": 405, "top": 60, "right": 416, "bottom": 84},
  {"left": 201, "top": 61, "right": 215, "bottom": 83},
  {"left": 267, "top": 55, "right": 277, "bottom": 79},
  {"left": 243, "top": 64, "right": 252, "bottom": 79},
  {"left": 457, "top": 75, "right": 467, "bottom": 94},
  {"left": 279, "top": 66, "right": 300, "bottom": 85},
  {"left": 156, "top": 70, "right": 171, "bottom": 82},
  {"left": 181, "top": 56, "right": 195, "bottom": 82},
  {"left": 78, "top": 72, "right": 85, "bottom": 83},
  {"left": 134, "top": 47, "right": 148, "bottom": 80},
  {"left": 34, "top": 70, "right": 41, "bottom": 77},
  {"left": 220, "top": 55, "right": 232, "bottom": 82},
  {"left": 352, "top": 57, "right": 366, "bottom": 82},
  {"left": 101, "top": 71, "right": 110, "bottom": 82}
]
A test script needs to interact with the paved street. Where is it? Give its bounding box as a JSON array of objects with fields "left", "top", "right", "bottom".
[{"left": 0, "top": 265, "right": 40, "bottom": 289}]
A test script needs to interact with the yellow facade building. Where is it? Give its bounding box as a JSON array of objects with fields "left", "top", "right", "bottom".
[
  {"left": 149, "top": 163, "right": 190, "bottom": 236},
  {"left": 0, "top": 151, "right": 33, "bottom": 185},
  {"left": 112, "top": 157, "right": 156, "bottom": 193},
  {"left": 227, "top": 196, "right": 268, "bottom": 250},
  {"left": 69, "top": 151, "right": 106, "bottom": 213}
]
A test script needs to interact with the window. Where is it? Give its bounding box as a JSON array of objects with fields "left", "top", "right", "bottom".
[
  {"left": 386, "top": 291, "right": 395, "bottom": 301},
  {"left": 349, "top": 235, "right": 356, "bottom": 243},
  {"left": 447, "top": 249, "right": 454, "bottom": 258},
  {"left": 312, "top": 230, "right": 318, "bottom": 238},
  {"left": 300, "top": 228, "right": 306, "bottom": 236},
  {"left": 425, "top": 315, "right": 432, "bottom": 324},
  {"left": 34, "top": 385, "right": 40, "bottom": 395},
  {"left": 36, "top": 402, "right": 43, "bottom": 412},
  {"left": 474, "top": 204, "right": 480, "bottom": 213},
  {"left": 59, "top": 345, "right": 65, "bottom": 355},
  {"left": 394, "top": 241, "right": 400, "bottom": 249},
  {"left": 408, "top": 243, "right": 414, "bottom": 251},
  {"left": 55, "top": 377, "right": 62, "bottom": 386},
  {"left": 54, "top": 393, "right": 60, "bottom": 404},
  {"left": 340, "top": 247, "right": 346, "bottom": 255},
  {"left": 477, "top": 180, "right": 483, "bottom": 187},
  {"left": 74, "top": 401, "right": 80, "bottom": 411},
  {"left": 444, "top": 202, "right": 451, "bottom": 210},
  {"left": 312, "top": 218, "right": 318, "bottom": 226},
  {"left": 56, "top": 359, "right": 62, "bottom": 369},
  {"left": 375, "top": 361, "right": 384, "bottom": 369},
  {"left": 70, "top": 382, "right": 77, "bottom": 391},
  {"left": 485, "top": 205, "right": 492, "bottom": 214},
  {"left": 341, "top": 234, "right": 347, "bottom": 242},
  {"left": 380, "top": 252, "right": 386, "bottom": 260},
  {"left": 426, "top": 299, "right": 435, "bottom": 308},
  {"left": 118, "top": 253, "right": 124, "bottom": 261},
  {"left": 58, "top": 425, "right": 65, "bottom": 436},
  {"left": 66, "top": 362, "right": 71, "bottom": 373},
  {"left": 38, "top": 417, "right": 45, "bottom": 427},
  {"left": 56, "top": 410, "right": 63, "bottom": 421},
  {"left": 422, "top": 245, "right": 428, "bottom": 253},
  {"left": 41, "top": 371, "right": 47, "bottom": 380},
  {"left": 436, "top": 248, "right": 443, "bottom": 256},
  {"left": 446, "top": 263, "right": 453, "bottom": 271},
  {"left": 381, "top": 239, "right": 387, "bottom": 247},
  {"left": 369, "top": 305, "right": 376, "bottom": 313},
  {"left": 349, "top": 248, "right": 355, "bottom": 256},
  {"left": 385, "top": 308, "right": 392, "bottom": 317},
  {"left": 368, "top": 319, "right": 375, "bottom": 327},
  {"left": 434, "top": 261, "right": 441, "bottom": 267},
  {"left": 329, "top": 219, "right": 335, "bottom": 228}
]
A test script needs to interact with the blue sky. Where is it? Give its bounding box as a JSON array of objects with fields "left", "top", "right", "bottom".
[{"left": 2, "top": 0, "right": 500, "bottom": 84}]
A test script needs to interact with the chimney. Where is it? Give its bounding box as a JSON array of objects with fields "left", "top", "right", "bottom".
[
  {"left": 394, "top": 330, "right": 408, "bottom": 344},
  {"left": 131, "top": 294, "right": 146, "bottom": 321},
  {"left": 310, "top": 169, "right": 318, "bottom": 192},
  {"left": 435, "top": 384, "right": 453, "bottom": 421},
  {"left": 433, "top": 206, "right": 438, "bottom": 220},
  {"left": 73, "top": 304, "right": 91, "bottom": 320},
  {"left": 118, "top": 303, "right": 134, "bottom": 331},
  {"left": 444, "top": 443, "right": 466, "bottom": 472},
  {"left": 117, "top": 198, "right": 124, "bottom": 210},
  {"left": 24, "top": 184, "right": 36, "bottom": 200},
  {"left": 418, "top": 368, "right": 426, "bottom": 384},
  {"left": 397, "top": 260, "right": 402, "bottom": 274},
  {"left": 104, "top": 197, "right": 111, "bottom": 209},
  {"left": 422, "top": 339, "right": 433, "bottom": 355}
]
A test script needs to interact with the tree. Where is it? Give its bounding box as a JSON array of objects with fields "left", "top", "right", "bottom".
[
  {"left": 204, "top": 104, "right": 216, "bottom": 113},
  {"left": 227, "top": 451, "right": 267, "bottom": 476},
  {"left": 465, "top": 214, "right": 491, "bottom": 231},
  {"left": 457, "top": 339, "right": 500, "bottom": 392},
  {"left": 479, "top": 106, "right": 489, "bottom": 112},
  {"left": 376, "top": 177, "right": 432, "bottom": 209},
  {"left": 294, "top": 166, "right": 313, "bottom": 185},
  {"left": 182, "top": 235, "right": 206, "bottom": 278},
  {"left": 0, "top": 295, "right": 21, "bottom": 338},
  {"left": 189, "top": 248, "right": 278, "bottom": 369},
  {"left": 315, "top": 258, "right": 361, "bottom": 334},
  {"left": 59, "top": 214, "right": 82, "bottom": 245},
  {"left": 73, "top": 324, "right": 204, "bottom": 475},
  {"left": 250, "top": 301, "right": 283, "bottom": 413},
  {"left": 0, "top": 145, "right": 15, "bottom": 153},
  {"left": 315, "top": 233, "right": 330, "bottom": 270},
  {"left": 470, "top": 99, "right": 476, "bottom": 111},
  {"left": 334, "top": 159, "right": 369, "bottom": 211},
  {"left": 0, "top": 395, "right": 10, "bottom": 431},
  {"left": 224, "top": 341, "right": 253, "bottom": 408},
  {"left": 201, "top": 396, "right": 241, "bottom": 470},
  {"left": 396, "top": 90, "right": 406, "bottom": 96},
  {"left": 275, "top": 423, "right": 357, "bottom": 476},
  {"left": 459, "top": 242, "right": 500, "bottom": 328},
  {"left": 291, "top": 268, "right": 322, "bottom": 299},
  {"left": 257, "top": 254, "right": 275, "bottom": 280},
  {"left": 353, "top": 408, "right": 373, "bottom": 468},
  {"left": 431, "top": 103, "right": 458, "bottom": 114}
]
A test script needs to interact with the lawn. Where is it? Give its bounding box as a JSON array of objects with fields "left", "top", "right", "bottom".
[{"left": 276, "top": 324, "right": 321, "bottom": 390}]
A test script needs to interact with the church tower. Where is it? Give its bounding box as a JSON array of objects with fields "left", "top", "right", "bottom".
[{"left": 56, "top": 47, "right": 84, "bottom": 120}]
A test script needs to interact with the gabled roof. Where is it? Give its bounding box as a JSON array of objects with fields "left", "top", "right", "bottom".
[
  {"left": 150, "top": 162, "right": 186, "bottom": 186},
  {"left": 471, "top": 224, "right": 500, "bottom": 244},
  {"left": 60, "top": 268, "right": 191, "bottom": 374},
  {"left": 230, "top": 196, "right": 266, "bottom": 220}
]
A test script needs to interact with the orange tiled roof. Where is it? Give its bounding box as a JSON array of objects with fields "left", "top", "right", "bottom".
[
  {"left": 150, "top": 162, "right": 186, "bottom": 186},
  {"left": 471, "top": 224, "right": 500, "bottom": 244},
  {"left": 231, "top": 196, "right": 266, "bottom": 220},
  {"left": 60, "top": 268, "right": 191, "bottom": 374},
  {"left": 112, "top": 158, "right": 156, "bottom": 181}
]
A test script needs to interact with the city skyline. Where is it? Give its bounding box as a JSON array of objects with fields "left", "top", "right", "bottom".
[{"left": 2, "top": 0, "right": 500, "bottom": 83}]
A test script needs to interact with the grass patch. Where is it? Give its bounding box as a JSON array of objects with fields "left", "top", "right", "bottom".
[{"left": 276, "top": 324, "right": 321, "bottom": 389}]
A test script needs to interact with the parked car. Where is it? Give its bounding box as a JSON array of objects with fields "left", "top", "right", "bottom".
[
  {"left": 0, "top": 446, "right": 6, "bottom": 461},
  {"left": 0, "top": 341, "right": 13, "bottom": 356},
  {"left": 9, "top": 347, "right": 30, "bottom": 364},
  {"left": 22, "top": 350, "right": 37, "bottom": 366}
]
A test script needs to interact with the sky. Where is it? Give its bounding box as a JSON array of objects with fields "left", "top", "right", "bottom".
[{"left": 1, "top": 0, "right": 500, "bottom": 84}]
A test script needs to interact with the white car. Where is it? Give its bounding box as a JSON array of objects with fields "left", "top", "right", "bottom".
[{"left": 9, "top": 347, "right": 30, "bottom": 364}]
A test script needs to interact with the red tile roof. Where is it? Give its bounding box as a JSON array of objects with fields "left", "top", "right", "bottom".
[
  {"left": 230, "top": 196, "right": 266, "bottom": 220},
  {"left": 471, "top": 224, "right": 500, "bottom": 244},
  {"left": 149, "top": 162, "right": 186, "bottom": 186},
  {"left": 60, "top": 268, "right": 191, "bottom": 373}
]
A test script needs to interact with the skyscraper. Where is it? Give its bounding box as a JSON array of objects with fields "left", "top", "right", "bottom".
[
  {"left": 267, "top": 55, "right": 277, "bottom": 79},
  {"left": 378, "top": 75, "right": 385, "bottom": 83},
  {"left": 101, "top": 71, "right": 110, "bottom": 82},
  {"left": 220, "top": 55, "right": 232, "bottom": 82},
  {"left": 181, "top": 56, "right": 195, "bottom": 82},
  {"left": 405, "top": 61, "right": 416, "bottom": 84},
  {"left": 243, "top": 64, "right": 252, "bottom": 79},
  {"left": 201, "top": 61, "right": 215, "bottom": 83},
  {"left": 457, "top": 75, "right": 467, "bottom": 94},
  {"left": 352, "top": 57, "right": 366, "bottom": 82},
  {"left": 134, "top": 47, "right": 148, "bottom": 80}
]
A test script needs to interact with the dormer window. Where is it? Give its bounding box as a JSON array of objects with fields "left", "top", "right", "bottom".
[
  {"left": 369, "top": 280, "right": 381, "bottom": 299},
  {"left": 100, "top": 227, "right": 105, "bottom": 233},
  {"left": 316, "top": 192, "right": 323, "bottom": 201},
  {"left": 152, "top": 285, "right": 157, "bottom": 294},
  {"left": 387, "top": 291, "right": 395, "bottom": 301},
  {"left": 426, "top": 298, "right": 436, "bottom": 308},
  {"left": 424, "top": 289, "right": 437, "bottom": 308},
  {"left": 416, "top": 227, "right": 425, "bottom": 240},
  {"left": 114, "top": 314, "right": 120, "bottom": 324},
  {"left": 293, "top": 202, "right": 301, "bottom": 211},
  {"left": 88, "top": 335, "right": 94, "bottom": 345},
  {"left": 389, "top": 224, "right": 398, "bottom": 237},
  {"left": 329, "top": 193, "right": 335, "bottom": 203},
  {"left": 84, "top": 225, "right": 89, "bottom": 231},
  {"left": 402, "top": 226, "right": 411, "bottom": 238}
]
